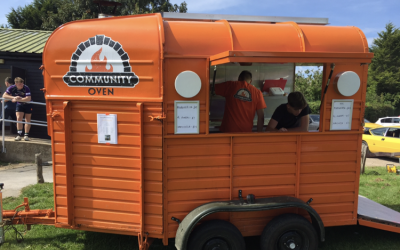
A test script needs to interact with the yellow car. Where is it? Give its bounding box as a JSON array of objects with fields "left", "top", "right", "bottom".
[
  {"left": 363, "top": 118, "right": 382, "bottom": 131},
  {"left": 362, "top": 126, "right": 400, "bottom": 158}
]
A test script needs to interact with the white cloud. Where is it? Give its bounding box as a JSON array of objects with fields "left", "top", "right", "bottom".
[
  {"left": 367, "top": 37, "right": 377, "bottom": 47},
  {"left": 362, "top": 28, "right": 382, "bottom": 34}
]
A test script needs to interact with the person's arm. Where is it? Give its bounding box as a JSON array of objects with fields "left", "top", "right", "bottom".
[
  {"left": 265, "top": 118, "right": 287, "bottom": 132},
  {"left": 17, "top": 95, "right": 31, "bottom": 102},
  {"left": 284, "top": 115, "right": 309, "bottom": 132},
  {"left": 256, "top": 109, "right": 264, "bottom": 132},
  {"left": 2, "top": 92, "right": 7, "bottom": 102},
  {"left": 3, "top": 92, "right": 15, "bottom": 102},
  {"left": 267, "top": 115, "right": 310, "bottom": 132},
  {"left": 18, "top": 86, "right": 32, "bottom": 102}
]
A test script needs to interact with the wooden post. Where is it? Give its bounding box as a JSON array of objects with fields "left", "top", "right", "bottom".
[
  {"left": 35, "top": 153, "right": 44, "bottom": 183},
  {"left": 360, "top": 142, "right": 367, "bottom": 175}
]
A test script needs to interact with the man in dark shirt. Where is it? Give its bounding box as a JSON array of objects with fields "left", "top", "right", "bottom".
[
  {"left": 3, "top": 77, "right": 32, "bottom": 141},
  {"left": 265, "top": 91, "right": 311, "bottom": 132},
  {"left": 2, "top": 77, "right": 17, "bottom": 134}
]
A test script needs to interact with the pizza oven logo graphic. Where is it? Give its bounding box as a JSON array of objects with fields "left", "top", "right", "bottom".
[
  {"left": 63, "top": 35, "right": 139, "bottom": 87},
  {"left": 234, "top": 89, "right": 252, "bottom": 102}
]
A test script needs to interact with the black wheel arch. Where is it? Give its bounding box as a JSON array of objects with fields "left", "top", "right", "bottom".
[{"left": 174, "top": 196, "right": 325, "bottom": 250}]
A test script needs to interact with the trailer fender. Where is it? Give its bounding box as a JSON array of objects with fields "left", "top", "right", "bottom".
[{"left": 175, "top": 195, "right": 324, "bottom": 250}]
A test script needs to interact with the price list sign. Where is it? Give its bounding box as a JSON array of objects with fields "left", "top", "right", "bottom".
[
  {"left": 174, "top": 101, "right": 200, "bottom": 134},
  {"left": 330, "top": 99, "right": 354, "bottom": 130}
]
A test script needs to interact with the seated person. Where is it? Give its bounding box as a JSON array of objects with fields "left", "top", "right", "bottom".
[
  {"left": 265, "top": 91, "right": 311, "bottom": 132},
  {"left": 215, "top": 70, "right": 266, "bottom": 132}
]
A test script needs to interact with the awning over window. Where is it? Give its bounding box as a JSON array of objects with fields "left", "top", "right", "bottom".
[{"left": 210, "top": 51, "right": 374, "bottom": 66}]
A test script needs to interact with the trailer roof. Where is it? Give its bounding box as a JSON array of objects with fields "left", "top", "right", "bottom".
[{"left": 161, "top": 12, "right": 329, "bottom": 25}]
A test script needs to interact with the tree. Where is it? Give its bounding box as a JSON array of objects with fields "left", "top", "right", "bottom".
[
  {"left": 294, "top": 67, "right": 323, "bottom": 114},
  {"left": 7, "top": 0, "right": 187, "bottom": 31},
  {"left": 368, "top": 23, "right": 400, "bottom": 109},
  {"left": 6, "top": 0, "right": 60, "bottom": 30}
]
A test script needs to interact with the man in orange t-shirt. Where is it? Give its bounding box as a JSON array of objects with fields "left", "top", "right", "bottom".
[{"left": 215, "top": 70, "right": 266, "bottom": 132}]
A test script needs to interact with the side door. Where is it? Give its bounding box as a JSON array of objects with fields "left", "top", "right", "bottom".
[
  {"left": 11, "top": 66, "right": 26, "bottom": 83},
  {"left": 368, "top": 127, "right": 389, "bottom": 153},
  {"left": 382, "top": 128, "right": 400, "bottom": 155}
]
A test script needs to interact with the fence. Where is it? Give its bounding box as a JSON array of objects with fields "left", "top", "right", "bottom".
[{"left": 1, "top": 98, "right": 47, "bottom": 153}]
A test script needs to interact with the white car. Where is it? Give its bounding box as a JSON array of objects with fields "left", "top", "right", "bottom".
[{"left": 375, "top": 117, "right": 400, "bottom": 126}]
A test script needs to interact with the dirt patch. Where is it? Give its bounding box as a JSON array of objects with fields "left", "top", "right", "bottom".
[
  {"left": 374, "top": 178, "right": 385, "bottom": 182},
  {"left": 0, "top": 162, "right": 33, "bottom": 171}
]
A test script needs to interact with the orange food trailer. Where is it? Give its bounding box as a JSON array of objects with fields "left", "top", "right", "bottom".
[{"left": 2, "top": 12, "right": 400, "bottom": 250}]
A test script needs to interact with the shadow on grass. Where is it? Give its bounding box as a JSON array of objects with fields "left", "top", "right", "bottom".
[
  {"left": 4, "top": 224, "right": 400, "bottom": 250},
  {"left": 244, "top": 225, "right": 400, "bottom": 250},
  {"left": 3, "top": 225, "right": 177, "bottom": 250}
]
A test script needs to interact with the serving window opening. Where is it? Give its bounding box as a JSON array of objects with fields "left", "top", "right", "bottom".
[{"left": 208, "top": 62, "right": 324, "bottom": 133}]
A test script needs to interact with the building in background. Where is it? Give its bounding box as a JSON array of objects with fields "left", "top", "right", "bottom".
[{"left": 0, "top": 28, "right": 51, "bottom": 139}]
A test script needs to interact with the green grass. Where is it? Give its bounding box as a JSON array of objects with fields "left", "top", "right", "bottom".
[{"left": 2, "top": 167, "right": 400, "bottom": 249}]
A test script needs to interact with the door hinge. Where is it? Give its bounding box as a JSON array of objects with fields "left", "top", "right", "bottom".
[
  {"left": 149, "top": 115, "right": 166, "bottom": 122},
  {"left": 47, "top": 111, "right": 60, "bottom": 119}
]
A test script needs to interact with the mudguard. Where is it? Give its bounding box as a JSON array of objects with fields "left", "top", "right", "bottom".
[{"left": 175, "top": 196, "right": 324, "bottom": 250}]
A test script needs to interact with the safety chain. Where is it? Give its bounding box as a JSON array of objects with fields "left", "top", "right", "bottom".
[{"left": 3, "top": 209, "right": 26, "bottom": 243}]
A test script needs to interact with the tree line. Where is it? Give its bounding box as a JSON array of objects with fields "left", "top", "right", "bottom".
[
  {"left": 296, "top": 23, "right": 400, "bottom": 122},
  {"left": 2, "top": 0, "right": 187, "bottom": 30}
]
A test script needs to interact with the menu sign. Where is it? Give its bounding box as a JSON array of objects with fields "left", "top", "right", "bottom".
[
  {"left": 330, "top": 99, "right": 354, "bottom": 131},
  {"left": 97, "top": 114, "right": 118, "bottom": 144},
  {"left": 174, "top": 101, "right": 200, "bottom": 134}
]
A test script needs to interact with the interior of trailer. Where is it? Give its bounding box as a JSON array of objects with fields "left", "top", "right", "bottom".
[{"left": 209, "top": 62, "right": 324, "bottom": 133}]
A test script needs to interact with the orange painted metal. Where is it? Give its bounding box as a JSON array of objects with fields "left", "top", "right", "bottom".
[
  {"left": 2, "top": 198, "right": 55, "bottom": 226},
  {"left": 358, "top": 219, "right": 400, "bottom": 234},
  {"left": 1, "top": 12, "right": 384, "bottom": 246}
]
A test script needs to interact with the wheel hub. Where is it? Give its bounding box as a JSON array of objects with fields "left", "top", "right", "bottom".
[
  {"left": 203, "top": 238, "right": 230, "bottom": 250},
  {"left": 278, "top": 231, "right": 302, "bottom": 250}
]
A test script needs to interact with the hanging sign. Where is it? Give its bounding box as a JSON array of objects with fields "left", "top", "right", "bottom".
[
  {"left": 97, "top": 114, "right": 118, "bottom": 144},
  {"left": 174, "top": 101, "right": 200, "bottom": 134},
  {"left": 330, "top": 99, "right": 354, "bottom": 130}
]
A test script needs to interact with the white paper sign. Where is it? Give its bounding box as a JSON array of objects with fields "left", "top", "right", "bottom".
[
  {"left": 330, "top": 99, "right": 354, "bottom": 130},
  {"left": 97, "top": 114, "right": 118, "bottom": 144},
  {"left": 175, "top": 101, "right": 200, "bottom": 134}
]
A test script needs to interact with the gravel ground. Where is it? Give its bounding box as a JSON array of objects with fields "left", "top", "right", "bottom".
[
  {"left": 365, "top": 157, "right": 399, "bottom": 167},
  {"left": 0, "top": 162, "right": 53, "bottom": 198}
]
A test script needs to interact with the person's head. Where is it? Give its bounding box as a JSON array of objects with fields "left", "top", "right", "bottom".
[
  {"left": 5, "top": 77, "right": 13, "bottom": 88},
  {"left": 14, "top": 77, "right": 24, "bottom": 90},
  {"left": 238, "top": 70, "right": 252, "bottom": 84},
  {"left": 287, "top": 91, "right": 308, "bottom": 116}
]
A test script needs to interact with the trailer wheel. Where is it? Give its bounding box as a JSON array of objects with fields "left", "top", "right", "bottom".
[
  {"left": 187, "top": 220, "right": 245, "bottom": 250},
  {"left": 260, "top": 214, "right": 318, "bottom": 250}
]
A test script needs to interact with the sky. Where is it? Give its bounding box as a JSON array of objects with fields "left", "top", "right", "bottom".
[{"left": 1, "top": 0, "right": 399, "bottom": 47}]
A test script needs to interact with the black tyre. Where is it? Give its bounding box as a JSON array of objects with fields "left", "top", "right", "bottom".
[
  {"left": 363, "top": 141, "right": 374, "bottom": 158},
  {"left": 260, "top": 214, "right": 318, "bottom": 250},
  {"left": 187, "top": 220, "right": 245, "bottom": 250}
]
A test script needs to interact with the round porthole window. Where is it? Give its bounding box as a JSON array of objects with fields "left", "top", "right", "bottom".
[
  {"left": 175, "top": 71, "right": 201, "bottom": 98},
  {"left": 334, "top": 71, "right": 360, "bottom": 97}
]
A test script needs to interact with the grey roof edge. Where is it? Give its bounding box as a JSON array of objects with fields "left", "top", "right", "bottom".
[{"left": 161, "top": 12, "right": 328, "bottom": 25}]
